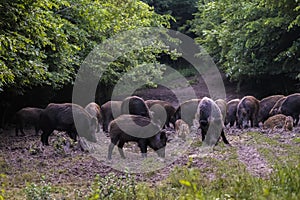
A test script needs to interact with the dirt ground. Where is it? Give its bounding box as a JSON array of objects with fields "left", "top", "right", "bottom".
[{"left": 0, "top": 74, "right": 299, "bottom": 198}]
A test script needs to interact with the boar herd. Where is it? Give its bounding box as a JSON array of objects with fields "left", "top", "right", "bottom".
[{"left": 13, "top": 93, "right": 300, "bottom": 159}]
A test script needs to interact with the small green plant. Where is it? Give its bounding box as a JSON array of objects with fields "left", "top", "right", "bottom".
[
  {"left": 0, "top": 174, "right": 7, "bottom": 200},
  {"left": 52, "top": 133, "right": 76, "bottom": 156},
  {"left": 88, "top": 172, "right": 136, "bottom": 200},
  {"left": 24, "top": 176, "right": 52, "bottom": 200},
  {"left": 179, "top": 179, "right": 204, "bottom": 200}
]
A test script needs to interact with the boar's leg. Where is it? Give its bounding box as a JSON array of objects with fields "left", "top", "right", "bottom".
[
  {"left": 108, "top": 143, "right": 115, "bottom": 160},
  {"left": 41, "top": 131, "right": 51, "bottom": 146},
  {"left": 220, "top": 130, "right": 230, "bottom": 145},
  {"left": 199, "top": 120, "right": 208, "bottom": 141},
  {"left": 103, "top": 118, "right": 110, "bottom": 133},
  {"left": 117, "top": 141, "right": 126, "bottom": 159},
  {"left": 138, "top": 140, "right": 148, "bottom": 158},
  {"left": 236, "top": 117, "right": 243, "bottom": 129}
]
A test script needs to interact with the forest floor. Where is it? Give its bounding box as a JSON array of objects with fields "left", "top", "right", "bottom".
[{"left": 0, "top": 74, "right": 300, "bottom": 199}]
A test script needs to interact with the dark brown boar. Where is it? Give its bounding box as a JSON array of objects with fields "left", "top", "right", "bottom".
[
  {"left": 107, "top": 114, "right": 167, "bottom": 159},
  {"left": 225, "top": 99, "right": 240, "bottom": 127},
  {"left": 278, "top": 93, "right": 300, "bottom": 126},
  {"left": 100, "top": 101, "right": 122, "bottom": 132},
  {"left": 258, "top": 95, "right": 284, "bottom": 123},
  {"left": 145, "top": 100, "right": 176, "bottom": 128},
  {"left": 269, "top": 97, "right": 287, "bottom": 116},
  {"left": 196, "top": 97, "right": 230, "bottom": 146},
  {"left": 85, "top": 102, "right": 102, "bottom": 132},
  {"left": 236, "top": 96, "right": 260, "bottom": 129},
  {"left": 39, "top": 103, "right": 97, "bottom": 145},
  {"left": 15, "top": 107, "right": 43, "bottom": 136},
  {"left": 170, "top": 99, "right": 201, "bottom": 127},
  {"left": 121, "top": 96, "right": 150, "bottom": 118}
]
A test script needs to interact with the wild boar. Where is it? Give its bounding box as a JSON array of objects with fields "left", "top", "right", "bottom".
[
  {"left": 236, "top": 96, "right": 260, "bottom": 129},
  {"left": 278, "top": 93, "right": 300, "bottom": 126},
  {"left": 284, "top": 116, "right": 293, "bottom": 131},
  {"left": 145, "top": 100, "right": 176, "bottom": 128},
  {"left": 121, "top": 96, "right": 151, "bottom": 118},
  {"left": 175, "top": 119, "right": 190, "bottom": 139},
  {"left": 85, "top": 102, "right": 102, "bottom": 132},
  {"left": 225, "top": 99, "right": 240, "bottom": 127},
  {"left": 269, "top": 97, "right": 287, "bottom": 116},
  {"left": 196, "top": 97, "right": 230, "bottom": 146},
  {"left": 107, "top": 114, "right": 167, "bottom": 159},
  {"left": 263, "top": 114, "right": 293, "bottom": 132},
  {"left": 39, "top": 103, "right": 97, "bottom": 145},
  {"left": 100, "top": 101, "right": 122, "bottom": 132},
  {"left": 258, "top": 95, "right": 284, "bottom": 124},
  {"left": 170, "top": 99, "right": 201, "bottom": 127},
  {"left": 15, "top": 107, "right": 43, "bottom": 136}
]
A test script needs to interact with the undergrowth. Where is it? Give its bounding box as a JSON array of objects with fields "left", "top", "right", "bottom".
[{"left": 17, "top": 162, "right": 300, "bottom": 200}]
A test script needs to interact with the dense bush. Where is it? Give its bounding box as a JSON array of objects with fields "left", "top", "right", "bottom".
[{"left": 88, "top": 172, "right": 136, "bottom": 200}]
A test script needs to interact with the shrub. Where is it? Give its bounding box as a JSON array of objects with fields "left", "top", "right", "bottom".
[
  {"left": 88, "top": 172, "right": 136, "bottom": 200},
  {"left": 24, "top": 176, "right": 52, "bottom": 200}
]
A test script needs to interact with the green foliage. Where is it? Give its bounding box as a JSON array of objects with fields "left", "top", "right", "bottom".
[
  {"left": 0, "top": 0, "right": 174, "bottom": 94},
  {"left": 52, "top": 132, "right": 76, "bottom": 156},
  {"left": 24, "top": 176, "right": 53, "bottom": 200},
  {"left": 191, "top": 0, "right": 300, "bottom": 85},
  {"left": 88, "top": 172, "right": 136, "bottom": 200},
  {"left": 0, "top": 0, "right": 78, "bottom": 92}
]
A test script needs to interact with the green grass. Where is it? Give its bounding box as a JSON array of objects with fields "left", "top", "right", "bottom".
[
  {"left": 4, "top": 162, "right": 299, "bottom": 200},
  {"left": 246, "top": 132, "right": 300, "bottom": 166}
]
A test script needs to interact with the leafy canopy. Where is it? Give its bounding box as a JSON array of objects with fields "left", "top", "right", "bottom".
[
  {"left": 0, "top": 0, "right": 174, "bottom": 93},
  {"left": 191, "top": 0, "right": 300, "bottom": 84}
]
